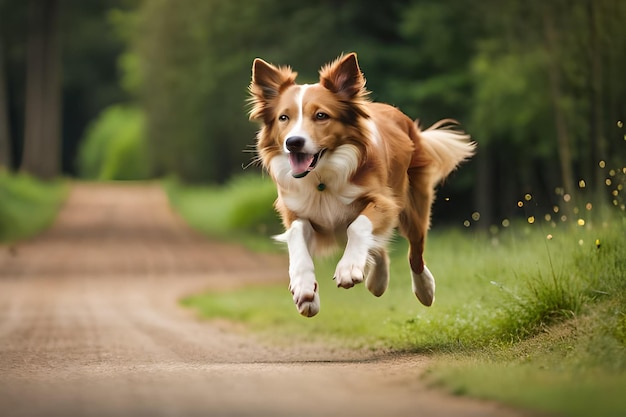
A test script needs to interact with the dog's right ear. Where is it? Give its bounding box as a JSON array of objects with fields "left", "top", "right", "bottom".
[{"left": 248, "top": 59, "right": 297, "bottom": 122}]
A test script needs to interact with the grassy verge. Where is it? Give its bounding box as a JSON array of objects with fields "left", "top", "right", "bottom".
[
  {"left": 164, "top": 175, "right": 283, "bottom": 251},
  {"left": 167, "top": 174, "right": 626, "bottom": 415},
  {"left": 172, "top": 174, "right": 626, "bottom": 415},
  {"left": 0, "top": 170, "right": 68, "bottom": 243},
  {"left": 423, "top": 223, "right": 626, "bottom": 417}
]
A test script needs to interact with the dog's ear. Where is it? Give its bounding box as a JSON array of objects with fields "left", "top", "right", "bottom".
[
  {"left": 319, "top": 53, "right": 367, "bottom": 100},
  {"left": 249, "top": 59, "right": 297, "bottom": 122}
]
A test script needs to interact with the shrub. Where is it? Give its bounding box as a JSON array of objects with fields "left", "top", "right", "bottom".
[
  {"left": 77, "top": 104, "right": 151, "bottom": 180},
  {"left": 0, "top": 170, "right": 67, "bottom": 243},
  {"left": 164, "top": 174, "right": 282, "bottom": 248}
]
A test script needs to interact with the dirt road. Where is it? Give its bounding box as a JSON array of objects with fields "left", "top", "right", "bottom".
[{"left": 0, "top": 183, "right": 532, "bottom": 417}]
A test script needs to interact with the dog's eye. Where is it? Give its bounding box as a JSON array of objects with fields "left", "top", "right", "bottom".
[
  {"left": 278, "top": 114, "right": 289, "bottom": 122},
  {"left": 315, "top": 112, "right": 330, "bottom": 120}
]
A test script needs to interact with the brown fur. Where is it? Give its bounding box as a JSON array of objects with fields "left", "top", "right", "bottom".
[{"left": 249, "top": 53, "right": 474, "bottom": 315}]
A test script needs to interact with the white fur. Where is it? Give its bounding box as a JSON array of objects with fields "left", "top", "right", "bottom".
[
  {"left": 284, "top": 84, "right": 317, "bottom": 154},
  {"left": 270, "top": 144, "right": 363, "bottom": 251},
  {"left": 276, "top": 219, "right": 320, "bottom": 317},
  {"left": 411, "top": 265, "right": 436, "bottom": 306},
  {"left": 335, "top": 214, "right": 377, "bottom": 288},
  {"left": 421, "top": 127, "right": 475, "bottom": 184},
  {"left": 364, "top": 118, "right": 382, "bottom": 147}
]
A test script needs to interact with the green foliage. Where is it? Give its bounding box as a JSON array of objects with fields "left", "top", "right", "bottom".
[
  {"left": 77, "top": 104, "right": 150, "bottom": 181},
  {"left": 127, "top": 0, "right": 216, "bottom": 181},
  {"left": 494, "top": 268, "right": 584, "bottom": 342},
  {"left": 389, "top": 0, "right": 476, "bottom": 121},
  {"left": 0, "top": 170, "right": 67, "bottom": 243},
  {"left": 117, "top": 0, "right": 625, "bottom": 227},
  {"left": 470, "top": 45, "right": 552, "bottom": 149},
  {"left": 125, "top": 0, "right": 423, "bottom": 183},
  {"left": 164, "top": 174, "right": 281, "bottom": 250},
  {"left": 4, "top": 0, "right": 626, "bottom": 224}
]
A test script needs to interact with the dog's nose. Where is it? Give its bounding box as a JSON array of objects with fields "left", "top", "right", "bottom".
[{"left": 285, "top": 136, "right": 306, "bottom": 153}]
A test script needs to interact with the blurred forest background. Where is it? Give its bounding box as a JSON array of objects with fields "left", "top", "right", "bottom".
[{"left": 1, "top": 0, "right": 625, "bottom": 227}]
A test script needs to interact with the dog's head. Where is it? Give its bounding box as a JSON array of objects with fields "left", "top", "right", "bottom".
[{"left": 249, "top": 53, "right": 370, "bottom": 178}]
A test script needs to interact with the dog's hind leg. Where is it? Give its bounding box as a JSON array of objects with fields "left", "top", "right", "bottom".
[
  {"left": 275, "top": 219, "right": 320, "bottom": 317},
  {"left": 365, "top": 248, "right": 389, "bottom": 297},
  {"left": 400, "top": 168, "right": 436, "bottom": 306}
]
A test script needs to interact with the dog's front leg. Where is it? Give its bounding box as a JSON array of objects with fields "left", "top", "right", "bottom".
[
  {"left": 335, "top": 214, "right": 375, "bottom": 289},
  {"left": 278, "top": 219, "right": 320, "bottom": 317}
]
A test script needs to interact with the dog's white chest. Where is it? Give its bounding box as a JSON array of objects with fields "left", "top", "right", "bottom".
[
  {"left": 281, "top": 179, "right": 361, "bottom": 231},
  {"left": 271, "top": 145, "right": 364, "bottom": 232}
]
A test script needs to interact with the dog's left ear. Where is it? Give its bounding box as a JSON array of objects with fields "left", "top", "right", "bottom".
[{"left": 319, "top": 53, "right": 367, "bottom": 100}]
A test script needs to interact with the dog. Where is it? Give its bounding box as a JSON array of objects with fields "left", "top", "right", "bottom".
[{"left": 248, "top": 53, "right": 475, "bottom": 317}]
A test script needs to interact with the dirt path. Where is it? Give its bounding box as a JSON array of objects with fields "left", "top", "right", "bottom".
[{"left": 0, "top": 183, "right": 532, "bottom": 417}]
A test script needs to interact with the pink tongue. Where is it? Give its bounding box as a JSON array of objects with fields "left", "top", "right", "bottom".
[{"left": 289, "top": 153, "right": 314, "bottom": 175}]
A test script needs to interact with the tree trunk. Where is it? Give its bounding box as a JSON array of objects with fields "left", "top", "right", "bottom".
[
  {"left": 474, "top": 146, "right": 493, "bottom": 229},
  {"left": 542, "top": 9, "right": 576, "bottom": 204},
  {"left": 0, "top": 40, "right": 11, "bottom": 169},
  {"left": 587, "top": 0, "right": 607, "bottom": 199},
  {"left": 21, "top": 0, "right": 61, "bottom": 179}
]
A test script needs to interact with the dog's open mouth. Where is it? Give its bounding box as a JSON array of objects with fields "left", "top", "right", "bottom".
[{"left": 289, "top": 149, "right": 325, "bottom": 178}]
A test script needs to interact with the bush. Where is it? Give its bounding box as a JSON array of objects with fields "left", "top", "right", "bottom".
[
  {"left": 164, "top": 174, "right": 282, "bottom": 249},
  {"left": 77, "top": 104, "right": 150, "bottom": 180},
  {"left": 0, "top": 170, "right": 68, "bottom": 243}
]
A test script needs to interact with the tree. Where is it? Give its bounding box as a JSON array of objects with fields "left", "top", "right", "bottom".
[
  {"left": 20, "top": 0, "right": 61, "bottom": 179},
  {"left": 461, "top": 0, "right": 626, "bottom": 225},
  {"left": 129, "top": 0, "right": 414, "bottom": 183},
  {"left": 0, "top": 40, "right": 10, "bottom": 169}
]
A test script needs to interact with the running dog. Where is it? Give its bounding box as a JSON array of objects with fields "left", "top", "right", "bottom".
[{"left": 248, "top": 53, "right": 475, "bottom": 317}]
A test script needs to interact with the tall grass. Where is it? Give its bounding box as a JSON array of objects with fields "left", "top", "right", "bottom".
[
  {"left": 429, "top": 228, "right": 626, "bottom": 417},
  {"left": 0, "top": 171, "right": 68, "bottom": 243}
]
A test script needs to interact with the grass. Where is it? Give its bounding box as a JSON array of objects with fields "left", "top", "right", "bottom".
[
  {"left": 169, "top": 174, "right": 626, "bottom": 416},
  {"left": 164, "top": 174, "right": 282, "bottom": 252},
  {"left": 423, "top": 223, "right": 626, "bottom": 417},
  {"left": 0, "top": 170, "right": 68, "bottom": 243}
]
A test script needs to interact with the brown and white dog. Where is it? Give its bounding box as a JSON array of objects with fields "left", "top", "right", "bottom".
[{"left": 248, "top": 53, "right": 475, "bottom": 317}]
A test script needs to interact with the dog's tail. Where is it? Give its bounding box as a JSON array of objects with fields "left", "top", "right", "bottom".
[{"left": 417, "top": 119, "right": 476, "bottom": 184}]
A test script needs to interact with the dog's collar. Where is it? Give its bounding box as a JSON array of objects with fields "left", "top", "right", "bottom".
[
  {"left": 311, "top": 170, "right": 326, "bottom": 191},
  {"left": 292, "top": 171, "right": 325, "bottom": 191}
]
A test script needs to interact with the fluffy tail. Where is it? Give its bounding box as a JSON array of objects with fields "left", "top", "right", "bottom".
[{"left": 418, "top": 119, "right": 476, "bottom": 184}]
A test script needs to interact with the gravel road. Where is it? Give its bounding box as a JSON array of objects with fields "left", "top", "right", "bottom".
[{"left": 0, "top": 183, "right": 534, "bottom": 417}]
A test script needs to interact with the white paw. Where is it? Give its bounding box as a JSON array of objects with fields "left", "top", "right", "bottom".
[
  {"left": 334, "top": 259, "right": 365, "bottom": 289},
  {"left": 289, "top": 281, "right": 320, "bottom": 317},
  {"left": 411, "top": 265, "right": 436, "bottom": 306}
]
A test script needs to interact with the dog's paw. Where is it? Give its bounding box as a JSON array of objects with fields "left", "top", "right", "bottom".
[
  {"left": 289, "top": 281, "right": 320, "bottom": 317},
  {"left": 334, "top": 260, "right": 365, "bottom": 289},
  {"left": 366, "top": 251, "right": 389, "bottom": 297},
  {"left": 411, "top": 265, "right": 436, "bottom": 306}
]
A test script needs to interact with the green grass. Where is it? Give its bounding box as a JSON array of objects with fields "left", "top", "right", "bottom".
[
  {"left": 173, "top": 176, "right": 626, "bottom": 416},
  {"left": 164, "top": 174, "right": 283, "bottom": 251},
  {"left": 421, "top": 223, "right": 626, "bottom": 417},
  {"left": 0, "top": 170, "right": 68, "bottom": 243},
  {"left": 183, "top": 223, "right": 625, "bottom": 345}
]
